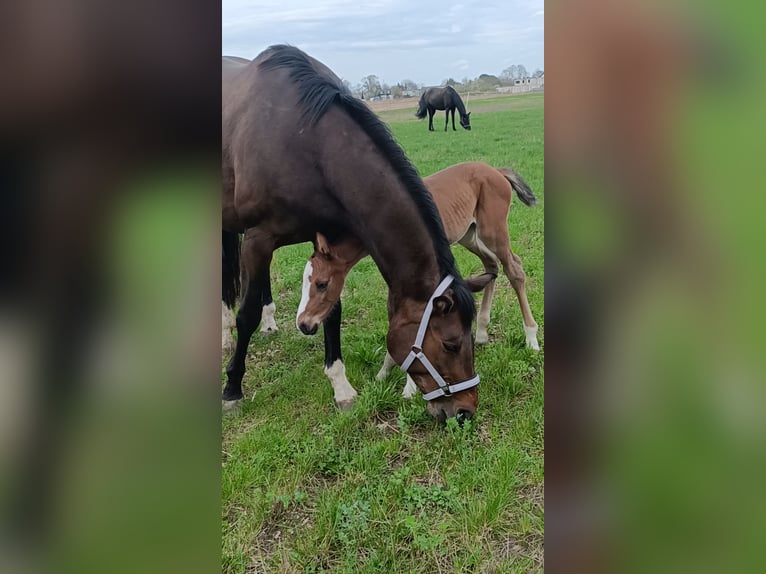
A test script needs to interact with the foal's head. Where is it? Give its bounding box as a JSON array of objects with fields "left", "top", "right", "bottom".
[{"left": 296, "top": 233, "right": 366, "bottom": 335}]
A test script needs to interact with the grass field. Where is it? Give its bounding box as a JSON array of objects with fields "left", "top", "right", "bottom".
[{"left": 222, "top": 93, "right": 544, "bottom": 573}]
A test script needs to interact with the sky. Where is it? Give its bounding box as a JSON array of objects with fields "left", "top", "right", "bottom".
[{"left": 222, "top": 0, "right": 544, "bottom": 88}]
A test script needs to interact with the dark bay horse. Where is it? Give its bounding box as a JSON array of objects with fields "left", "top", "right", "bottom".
[
  {"left": 222, "top": 45, "right": 488, "bottom": 422},
  {"left": 297, "top": 161, "right": 540, "bottom": 351},
  {"left": 415, "top": 86, "right": 472, "bottom": 131}
]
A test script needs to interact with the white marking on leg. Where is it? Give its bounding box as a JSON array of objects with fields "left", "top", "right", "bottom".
[
  {"left": 222, "top": 302, "right": 236, "bottom": 352},
  {"left": 325, "top": 359, "right": 358, "bottom": 408},
  {"left": 295, "top": 261, "right": 313, "bottom": 330},
  {"left": 376, "top": 351, "right": 397, "bottom": 381},
  {"left": 402, "top": 375, "right": 418, "bottom": 399},
  {"left": 524, "top": 325, "right": 540, "bottom": 351},
  {"left": 260, "top": 302, "right": 278, "bottom": 333}
]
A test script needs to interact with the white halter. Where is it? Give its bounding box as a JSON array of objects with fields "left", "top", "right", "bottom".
[{"left": 399, "top": 275, "right": 480, "bottom": 401}]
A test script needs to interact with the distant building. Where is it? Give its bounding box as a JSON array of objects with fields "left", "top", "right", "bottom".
[{"left": 496, "top": 74, "right": 544, "bottom": 94}]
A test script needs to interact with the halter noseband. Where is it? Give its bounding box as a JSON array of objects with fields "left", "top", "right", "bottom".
[{"left": 399, "top": 275, "right": 480, "bottom": 401}]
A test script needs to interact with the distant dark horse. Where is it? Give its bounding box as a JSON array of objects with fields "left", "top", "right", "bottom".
[
  {"left": 415, "top": 86, "right": 472, "bottom": 131},
  {"left": 222, "top": 45, "right": 491, "bottom": 421}
]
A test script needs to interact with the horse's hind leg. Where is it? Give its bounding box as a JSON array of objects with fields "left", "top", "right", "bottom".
[
  {"left": 458, "top": 224, "right": 500, "bottom": 344},
  {"left": 223, "top": 234, "right": 273, "bottom": 409},
  {"left": 259, "top": 275, "right": 278, "bottom": 334},
  {"left": 428, "top": 108, "right": 435, "bottom": 131},
  {"left": 323, "top": 300, "right": 358, "bottom": 409},
  {"left": 445, "top": 109, "right": 450, "bottom": 132}
]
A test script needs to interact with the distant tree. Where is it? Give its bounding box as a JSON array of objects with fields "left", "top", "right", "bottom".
[
  {"left": 500, "top": 65, "right": 517, "bottom": 81},
  {"left": 381, "top": 82, "right": 391, "bottom": 96},
  {"left": 361, "top": 75, "right": 382, "bottom": 98},
  {"left": 400, "top": 79, "right": 418, "bottom": 92},
  {"left": 391, "top": 84, "right": 403, "bottom": 98},
  {"left": 442, "top": 77, "right": 459, "bottom": 87},
  {"left": 501, "top": 65, "right": 530, "bottom": 80},
  {"left": 341, "top": 79, "right": 352, "bottom": 93}
]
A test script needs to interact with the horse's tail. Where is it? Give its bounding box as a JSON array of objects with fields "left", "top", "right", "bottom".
[
  {"left": 498, "top": 167, "right": 537, "bottom": 206},
  {"left": 222, "top": 229, "right": 241, "bottom": 309},
  {"left": 415, "top": 92, "right": 427, "bottom": 118}
]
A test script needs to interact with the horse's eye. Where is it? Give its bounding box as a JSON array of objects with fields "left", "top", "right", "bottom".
[
  {"left": 442, "top": 340, "right": 460, "bottom": 353},
  {"left": 316, "top": 280, "right": 329, "bottom": 291}
]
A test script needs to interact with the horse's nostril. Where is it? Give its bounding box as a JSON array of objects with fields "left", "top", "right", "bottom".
[
  {"left": 298, "top": 323, "right": 318, "bottom": 335},
  {"left": 455, "top": 408, "right": 473, "bottom": 426}
]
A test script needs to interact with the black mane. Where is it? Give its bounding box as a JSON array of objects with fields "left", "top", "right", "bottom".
[{"left": 259, "top": 45, "right": 475, "bottom": 322}]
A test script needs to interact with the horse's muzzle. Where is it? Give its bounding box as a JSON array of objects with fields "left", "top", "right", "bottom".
[{"left": 298, "top": 322, "right": 319, "bottom": 336}]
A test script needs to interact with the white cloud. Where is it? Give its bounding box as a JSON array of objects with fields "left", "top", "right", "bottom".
[{"left": 222, "top": 0, "right": 544, "bottom": 86}]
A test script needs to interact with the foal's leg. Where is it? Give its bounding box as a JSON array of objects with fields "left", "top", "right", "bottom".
[
  {"left": 376, "top": 351, "right": 418, "bottom": 399},
  {"left": 223, "top": 235, "right": 273, "bottom": 407},
  {"left": 259, "top": 274, "right": 278, "bottom": 334},
  {"left": 458, "top": 224, "right": 500, "bottom": 344},
  {"left": 323, "top": 300, "right": 358, "bottom": 410},
  {"left": 480, "top": 229, "right": 540, "bottom": 350}
]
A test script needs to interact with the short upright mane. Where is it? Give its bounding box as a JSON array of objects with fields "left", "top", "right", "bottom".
[{"left": 260, "top": 45, "right": 475, "bottom": 321}]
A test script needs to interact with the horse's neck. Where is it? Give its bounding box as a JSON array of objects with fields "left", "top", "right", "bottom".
[
  {"left": 452, "top": 92, "right": 466, "bottom": 116},
  {"left": 328, "top": 162, "right": 442, "bottom": 303}
]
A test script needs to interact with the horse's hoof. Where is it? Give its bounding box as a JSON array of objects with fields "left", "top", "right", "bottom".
[
  {"left": 222, "top": 399, "right": 243, "bottom": 415},
  {"left": 335, "top": 398, "right": 355, "bottom": 411},
  {"left": 475, "top": 333, "right": 489, "bottom": 345},
  {"left": 260, "top": 325, "right": 278, "bottom": 335}
]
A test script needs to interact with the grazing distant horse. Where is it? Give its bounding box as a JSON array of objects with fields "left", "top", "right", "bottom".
[
  {"left": 296, "top": 162, "right": 540, "bottom": 396},
  {"left": 416, "top": 86, "right": 472, "bottom": 131},
  {"left": 222, "top": 45, "right": 493, "bottom": 422}
]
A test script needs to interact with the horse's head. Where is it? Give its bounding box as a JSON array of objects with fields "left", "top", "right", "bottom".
[
  {"left": 296, "top": 233, "right": 366, "bottom": 335},
  {"left": 387, "top": 273, "right": 494, "bottom": 422},
  {"left": 460, "top": 111, "right": 472, "bottom": 130}
]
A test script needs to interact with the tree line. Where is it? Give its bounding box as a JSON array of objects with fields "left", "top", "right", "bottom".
[{"left": 348, "top": 65, "right": 543, "bottom": 100}]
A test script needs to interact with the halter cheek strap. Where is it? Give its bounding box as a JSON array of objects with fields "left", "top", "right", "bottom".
[{"left": 399, "top": 275, "right": 480, "bottom": 401}]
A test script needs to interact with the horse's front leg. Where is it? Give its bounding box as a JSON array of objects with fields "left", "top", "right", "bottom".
[
  {"left": 223, "top": 235, "right": 273, "bottom": 409},
  {"left": 323, "top": 300, "right": 358, "bottom": 410},
  {"left": 451, "top": 108, "right": 457, "bottom": 131}
]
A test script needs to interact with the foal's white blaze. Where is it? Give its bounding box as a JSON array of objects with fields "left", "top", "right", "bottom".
[
  {"left": 525, "top": 325, "right": 540, "bottom": 351},
  {"left": 260, "top": 302, "right": 278, "bottom": 333},
  {"left": 222, "top": 302, "right": 236, "bottom": 352},
  {"left": 325, "top": 359, "right": 358, "bottom": 407},
  {"left": 295, "top": 261, "right": 313, "bottom": 329},
  {"left": 376, "top": 351, "right": 397, "bottom": 381},
  {"left": 402, "top": 375, "right": 418, "bottom": 399}
]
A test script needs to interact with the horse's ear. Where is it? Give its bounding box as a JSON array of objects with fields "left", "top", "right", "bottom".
[
  {"left": 467, "top": 111, "right": 471, "bottom": 116},
  {"left": 433, "top": 294, "right": 454, "bottom": 315},
  {"left": 316, "top": 232, "right": 332, "bottom": 257}
]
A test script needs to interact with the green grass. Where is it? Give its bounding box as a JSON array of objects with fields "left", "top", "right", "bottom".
[{"left": 222, "top": 94, "right": 544, "bottom": 573}]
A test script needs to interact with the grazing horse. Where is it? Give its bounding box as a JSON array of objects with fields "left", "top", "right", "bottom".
[
  {"left": 296, "top": 161, "right": 540, "bottom": 395},
  {"left": 222, "top": 45, "right": 492, "bottom": 422},
  {"left": 415, "top": 86, "right": 472, "bottom": 131}
]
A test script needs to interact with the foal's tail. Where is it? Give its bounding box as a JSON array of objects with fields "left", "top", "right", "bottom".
[
  {"left": 415, "top": 92, "right": 427, "bottom": 119},
  {"left": 498, "top": 167, "right": 537, "bottom": 206},
  {"left": 222, "top": 229, "right": 241, "bottom": 309}
]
